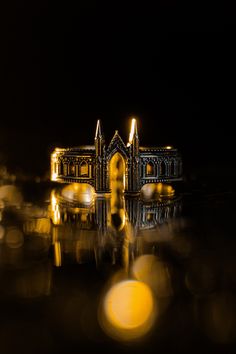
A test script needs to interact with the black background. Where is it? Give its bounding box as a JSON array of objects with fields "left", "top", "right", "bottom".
[{"left": 0, "top": 1, "right": 235, "bottom": 179}]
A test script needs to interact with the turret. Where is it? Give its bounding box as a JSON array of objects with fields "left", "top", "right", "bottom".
[
  {"left": 126, "top": 118, "right": 140, "bottom": 193},
  {"left": 95, "top": 119, "right": 105, "bottom": 157},
  {"left": 95, "top": 120, "right": 106, "bottom": 192},
  {"left": 127, "top": 118, "right": 139, "bottom": 157}
]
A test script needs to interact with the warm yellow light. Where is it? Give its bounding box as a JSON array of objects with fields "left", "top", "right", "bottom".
[
  {"left": 51, "top": 151, "right": 58, "bottom": 181},
  {"left": 109, "top": 152, "right": 126, "bottom": 231},
  {"left": 50, "top": 190, "right": 61, "bottom": 225},
  {"left": 61, "top": 183, "right": 95, "bottom": 205},
  {"left": 166, "top": 146, "right": 172, "bottom": 150},
  {"left": 128, "top": 118, "right": 137, "bottom": 146},
  {"left": 54, "top": 241, "right": 62, "bottom": 267},
  {"left": 100, "top": 280, "right": 156, "bottom": 341},
  {"left": 159, "top": 183, "right": 175, "bottom": 198},
  {"left": 23, "top": 218, "right": 51, "bottom": 235},
  {"left": 51, "top": 173, "right": 57, "bottom": 181},
  {"left": 141, "top": 183, "right": 175, "bottom": 201}
]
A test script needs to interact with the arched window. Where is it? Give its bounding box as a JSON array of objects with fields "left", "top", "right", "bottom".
[
  {"left": 57, "top": 161, "right": 62, "bottom": 175},
  {"left": 147, "top": 213, "right": 154, "bottom": 222},
  {"left": 63, "top": 163, "right": 68, "bottom": 176},
  {"left": 69, "top": 162, "right": 75, "bottom": 176},
  {"left": 146, "top": 162, "right": 155, "bottom": 176},
  {"left": 160, "top": 161, "right": 166, "bottom": 176},
  {"left": 170, "top": 160, "right": 175, "bottom": 176},
  {"left": 80, "top": 161, "right": 89, "bottom": 176}
]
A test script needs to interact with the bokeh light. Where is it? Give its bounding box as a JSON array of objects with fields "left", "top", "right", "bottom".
[
  {"left": 99, "top": 280, "right": 156, "bottom": 341},
  {"left": 61, "top": 183, "right": 95, "bottom": 204},
  {"left": 132, "top": 255, "right": 173, "bottom": 298},
  {"left": 5, "top": 227, "right": 24, "bottom": 249},
  {"left": 0, "top": 185, "right": 23, "bottom": 207},
  {"left": 141, "top": 183, "right": 175, "bottom": 201}
]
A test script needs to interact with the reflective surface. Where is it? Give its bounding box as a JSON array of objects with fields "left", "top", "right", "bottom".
[{"left": 0, "top": 176, "right": 236, "bottom": 354}]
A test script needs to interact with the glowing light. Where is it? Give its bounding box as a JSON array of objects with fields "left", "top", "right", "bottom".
[
  {"left": 141, "top": 183, "right": 175, "bottom": 201},
  {"left": 51, "top": 172, "right": 58, "bottom": 181},
  {"left": 166, "top": 146, "right": 172, "bottom": 149},
  {"left": 127, "top": 118, "right": 137, "bottom": 146},
  {"left": 54, "top": 241, "right": 62, "bottom": 267},
  {"left": 100, "top": 280, "right": 156, "bottom": 341},
  {"left": 61, "top": 183, "right": 95, "bottom": 205},
  {"left": 24, "top": 218, "right": 51, "bottom": 235},
  {"left": 50, "top": 190, "right": 61, "bottom": 225},
  {"left": 0, "top": 185, "right": 23, "bottom": 207},
  {"left": 51, "top": 151, "right": 58, "bottom": 181},
  {"left": 109, "top": 152, "right": 126, "bottom": 231}
]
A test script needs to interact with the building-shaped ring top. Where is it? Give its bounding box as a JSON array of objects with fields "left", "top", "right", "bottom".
[{"left": 51, "top": 119, "right": 183, "bottom": 193}]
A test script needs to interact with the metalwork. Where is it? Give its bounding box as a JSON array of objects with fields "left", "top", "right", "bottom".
[{"left": 51, "top": 119, "right": 182, "bottom": 193}]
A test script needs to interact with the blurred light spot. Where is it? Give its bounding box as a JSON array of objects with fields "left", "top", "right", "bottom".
[
  {"left": 5, "top": 227, "right": 24, "bottom": 249},
  {"left": 132, "top": 255, "right": 173, "bottom": 297},
  {"left": 24, "top": 218, "right": 51, "bottom": 235},
  {"left": 0, "top": 185, "right": 23, "bottom": 207},
  {"left": 51, "top": 152, "right": 58, "bottom": 181},
  {"left": 50, "top": 190, "right": 61, "bottom": 225},
  {"left": 128, "top": 118, "right": 138, "bottom": 146},
  {"left": 61, "top": 183, "right": 95, "bottom": 204},
  {"left": 54, "top": 241, "right": 62, "bottom": 267},
  {"left": 141, "top": 183, "right": 175, "bottom": 201},
  {"left": 100, "top": 280, "right": 156, "bottom": 341}
]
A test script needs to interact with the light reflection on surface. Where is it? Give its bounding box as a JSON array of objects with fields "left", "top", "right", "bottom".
[
  {"left": 100, "top": 280, "right": 156, "bottom": 341},
  {"left": 110, "top": 152, "right": 126, "bottom": 231},
  {"left": 47, "top": 184, "right": 181, "bottom": 267},
  {"left": 0, "top": 173, "right": 235, "bottom": 352},
  {"left": 0, "top": 163, "right": 235, "bottom": 354},
  {"left": 61, "top": 183, "right": 95, "bottom": 204},
  {"left": 141, "top": 183, "right": 175, "bottom": 201}
]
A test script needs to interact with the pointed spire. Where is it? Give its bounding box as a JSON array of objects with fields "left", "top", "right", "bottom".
[
  {"left": 128, "top": 118, "right": 138, "bottom": 146},
  {"left": 95, "top": 119, "right": 104, "bottom": 139}
]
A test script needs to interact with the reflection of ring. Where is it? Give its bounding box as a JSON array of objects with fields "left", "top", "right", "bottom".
[{"left": 50, "top": 187, "right": 182, "bottom": 230}]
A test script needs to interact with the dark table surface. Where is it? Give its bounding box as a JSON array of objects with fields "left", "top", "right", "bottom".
[{"left": 0, "top": 178, "right": 236, "bottom": 354}]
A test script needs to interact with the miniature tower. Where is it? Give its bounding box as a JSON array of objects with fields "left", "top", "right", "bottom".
[
  {"left": 95, "top": 120, "right": 106, "bottom": 192},
  {"left": 126, "top": 119, "right": 140, "bottom": 193}
]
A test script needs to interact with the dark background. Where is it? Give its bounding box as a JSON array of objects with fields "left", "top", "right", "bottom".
[{"left": 0, "top": 1, "right": 235, "bottom": 179}]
